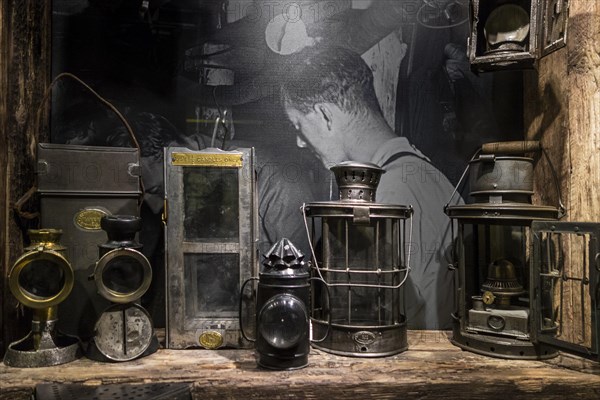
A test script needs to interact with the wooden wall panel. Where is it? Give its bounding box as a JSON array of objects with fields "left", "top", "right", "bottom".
[
  {"left": 0, "top": 0, "right": 51, "bottom": 356},
  {"left": 525, "top": 0, "right": 600, "bottom": 344}
]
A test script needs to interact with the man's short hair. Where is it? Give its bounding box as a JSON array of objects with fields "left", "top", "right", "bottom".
[{"left": 281, "top": 46, "right": 382, "bottom": 118}]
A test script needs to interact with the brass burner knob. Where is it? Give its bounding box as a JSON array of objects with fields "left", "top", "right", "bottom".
[{"left": 482, "top": 291, "right": 496, "bottom": 305}]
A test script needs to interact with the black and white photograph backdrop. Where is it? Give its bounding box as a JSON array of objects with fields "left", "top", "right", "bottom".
[{"left": 50, "top": 0, "right": 524, "bottom": 330}]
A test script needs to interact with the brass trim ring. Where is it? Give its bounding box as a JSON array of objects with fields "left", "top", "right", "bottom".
[
  {"left": 94, "top": 248, "right": 152, "bottom": 303},
  {"left": 8, "top": 249, "right": 74, "bottom": 309}
]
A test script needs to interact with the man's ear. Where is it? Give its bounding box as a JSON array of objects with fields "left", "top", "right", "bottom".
[{"left": 314, "top": 103, "right": 333, "bottom": 131}]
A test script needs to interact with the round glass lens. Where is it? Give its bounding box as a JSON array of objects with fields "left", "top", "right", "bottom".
[
  {"left": 18, "top": 259, "right": 65, "bottom": 299},
  {"left": 259, "top": 295, "right": 308, "bottom": 349},
  {"left": 102, "top": 255, "right": 144, "bottom": 295}
]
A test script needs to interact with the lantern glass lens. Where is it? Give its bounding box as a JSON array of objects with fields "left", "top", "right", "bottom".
[
  {"left": 18, "top": 259, "right": 65, "bottom": 299},
  {"left": 184, "top": 253, "right": 240, "bottom": 318},
  {"left": 102, "top": 255, "right": 145, "bottom": 295},
  {"left": 183, "top": 167, "right": 239, "bottom": 241},
  {"left": 462, "top": 223, "right": 530, "bottom": 338},
  {"left": 538, "top": 230, "right": 593, "bottom": 347},
  {"left": 259, "top": 295, "right": 307, "bottom": 349},
  {"left": 315, "top": 217, "right": 402, "bottom": 326}
]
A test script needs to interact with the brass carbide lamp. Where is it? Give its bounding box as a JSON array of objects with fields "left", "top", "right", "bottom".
[
  {"left": 86, "top": 215, "right": 158, "bottom": 362},
  {"left": 4, "top": 229, "right": 80, "bottom": 367},
  {"left": 445, "top": 141, "right": 565, "bottom": 359},
  {"left": 303, "top": 161, "right": 413, "bottom": 357},
  {"left": 467, "top": 0, "right": 570, "bottom": 71}
]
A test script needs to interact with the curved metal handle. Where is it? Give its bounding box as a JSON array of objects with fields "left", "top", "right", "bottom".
[
  {"left": 239, "top": 277, "right": 259, "bottom": 343},
  {"left": 309, "top": 277, "right": 332, "bottom": 343},
  {"left": 443, "top": 148, "right": 480, "bottom": 212}
]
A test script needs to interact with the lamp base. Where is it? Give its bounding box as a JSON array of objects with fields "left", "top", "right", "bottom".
[
  {"left": 3, "top": 330, "right": 80, "bottom": 368},
  {"left": 258, "top": 352, "right": 308, "bottom": 370},
  {"left": 450, "top": 322, "right": 557, "bottom": 360},
  {"left": 311, "top": 318, "right": 408, "bottom": 357}
]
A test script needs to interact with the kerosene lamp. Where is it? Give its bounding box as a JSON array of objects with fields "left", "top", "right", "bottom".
[
  {"left": 445, "top": 141, "right": 564, "bottom": 359},
  {"left": 467, "top": 0, "right": 569, "bottom": 71},
  {"left": 86, "top": 215, "right": 158, "bottom": 362},
  {"left": 303, "top": 162, "right": 413, "bottom": 357},
  {"left": 4, "top": 229, "right": 80, "bottom": 367}
]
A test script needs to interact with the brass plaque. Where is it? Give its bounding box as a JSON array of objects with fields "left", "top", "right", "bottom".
[
  {"left": 199, "top": 331, "right": 224, "bottom": 349},
  {"left": 74, "top": 208, "right": 109, "bottom": 230},
  {"left": 171, "top": 152, "right": 243, "bottom": 167}
]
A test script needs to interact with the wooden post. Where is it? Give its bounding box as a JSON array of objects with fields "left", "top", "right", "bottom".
[
  {"left": 525, "top": 0, "right": 600, "bottom": 343},
  {"left": 0, "top": 0, "right": 51, "bottom": 355}
]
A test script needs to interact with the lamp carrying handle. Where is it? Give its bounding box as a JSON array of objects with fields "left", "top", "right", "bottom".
[
  {"left": 239, "top": 277, "right": 259, "bottom": 343},
  {"left": 481, "top": 140, "right": 541, "bottom": 155},
  {"left": 308, "top": 277, "right": 332, "bottom": 344}
]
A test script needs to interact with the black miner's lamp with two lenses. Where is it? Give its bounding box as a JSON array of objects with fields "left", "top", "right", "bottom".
[{"left": 87, "top": 215, "right": 158, "bottom": 362}]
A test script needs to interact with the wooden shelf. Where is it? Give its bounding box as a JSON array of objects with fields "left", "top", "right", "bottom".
[{"left": 1, "top": 331, "right": 599, "bottom": 399}]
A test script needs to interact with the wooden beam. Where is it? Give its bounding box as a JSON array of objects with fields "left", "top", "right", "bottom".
[
  {"left": 0, "top": 0, "right": 51, "bottom": 356},
  {"left": 1, "top": 331, "right": 598, "bottom": 400},
  {"left": 524, "top": 0, "right": 600, "bottom": 344}
]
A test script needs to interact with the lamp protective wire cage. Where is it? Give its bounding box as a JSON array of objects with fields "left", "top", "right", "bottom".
[{"left": 302, "top": 161, "right": 413, "bottom": 357}]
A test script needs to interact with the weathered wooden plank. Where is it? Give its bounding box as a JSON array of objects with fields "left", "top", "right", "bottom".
[
  {"left": 1, "top": 332, "right": 598, "bottom": 400},
  {"left": 0, "top": 0, "right": 51, "bottom": 357},
  {"left": 524, "top": 0, "right": 600, "bottom": 345}
]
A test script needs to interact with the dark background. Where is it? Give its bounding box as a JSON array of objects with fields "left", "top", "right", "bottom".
[{"left": 49, "top": 0, "right": 523, "bottom": 327}]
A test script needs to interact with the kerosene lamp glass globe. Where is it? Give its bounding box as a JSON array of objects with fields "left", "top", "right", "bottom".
[{"left": 484, "top": 4, "right": 530, "bottom": 53}]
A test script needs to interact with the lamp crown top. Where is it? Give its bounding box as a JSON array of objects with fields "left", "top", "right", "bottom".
[{"left": 331, "top": 161, "right": 384, "bottom": 203}]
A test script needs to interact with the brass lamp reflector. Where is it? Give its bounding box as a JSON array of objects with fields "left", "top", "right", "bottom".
[{"left": 484, "top": 4, "right": 530, "bottom": 54}]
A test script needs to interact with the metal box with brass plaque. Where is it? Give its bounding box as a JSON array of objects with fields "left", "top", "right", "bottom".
[
  {"left": 37, "top": 143, "right": 141, "bottom": 340},
  {"left": 86, "top": 215, "right": 158, "bottom": 362},
  {"left": 303, "top": 162, "right": 413, "bottom": 357},
  {"left": 444, "top": 141, "right": 565, "bottom": 359},
  {"left": 164, "top": 147, "right": 258, "bottom": 349},
  {"left": 4, "top": 229, "right": 80, "bottom": 367}
]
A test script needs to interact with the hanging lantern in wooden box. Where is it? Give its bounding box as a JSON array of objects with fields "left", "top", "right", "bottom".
[{"left": 467, "top": 0, "right": 569, "bottom": 71}]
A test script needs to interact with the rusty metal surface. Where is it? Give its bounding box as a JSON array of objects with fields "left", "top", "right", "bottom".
[{"left": 35, "top": 382, "right": 191, "bottom": 400}]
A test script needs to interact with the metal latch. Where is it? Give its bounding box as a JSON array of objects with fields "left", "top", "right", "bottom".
[{"left": 353, "top": 206, "right": 370, "bottom": 225}]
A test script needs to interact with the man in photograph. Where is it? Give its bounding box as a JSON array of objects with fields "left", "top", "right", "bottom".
[{"left": 281, "top": 46, "right": 457, "bottom": 329}]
